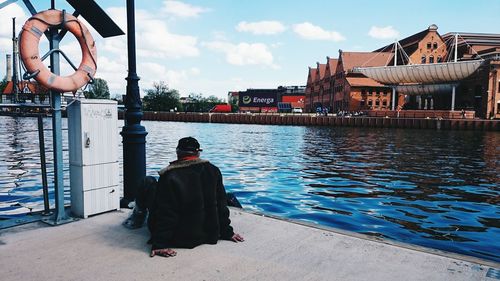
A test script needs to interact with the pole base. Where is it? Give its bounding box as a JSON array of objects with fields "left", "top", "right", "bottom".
[{"left": 41, "top": 208, "right": 78, "bottom": 226}]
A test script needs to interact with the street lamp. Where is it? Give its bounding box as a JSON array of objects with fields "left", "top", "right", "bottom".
[{"left": 120, "top": 0, "right": 148, "bottom": 207}]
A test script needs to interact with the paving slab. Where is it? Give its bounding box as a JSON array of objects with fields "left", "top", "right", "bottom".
[{"left": 0, "top": 209, "right": 498, "bottom": 281}]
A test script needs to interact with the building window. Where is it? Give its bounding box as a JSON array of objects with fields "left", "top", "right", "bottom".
[
  {"left": 427, "top": 42, "right": 431, "bottom": 49},
  {"left": 433, "top": 42, "right": 438, "bottom": 49},
  {"left": 368, "top": 89, "right": 372, "bottom": 96},
  {"left": 437, "top": 56, "right": 442, "bottom": 63},
  {"left": 361, "top": 89, "right": 366, "bottom": 96},
  {"left": 382, "top": 100, "right": 387, "bottom": 106},
  {"left": 498, "top": 81, "right": 500, "bottom": 92},
  {"left": 429, "top": 56, "right": 434, "bottom": 63},
  {"left": 376, "top": 90, "right": 380, "bottom": 96},
  {"left": 368, "top": 100, "right": 373, "bottom": 106},
  {"left": 421, "top": 55, "right": 426, "bottom": 64},
  {"left": 383, "top": 91, "right": 388, "bottom": 96},
  {"left": 375, "top": 100, "right": 380, "bottom": 106},
  {"left": 360, "top": 100, "right": 366, "bottom": 106}
]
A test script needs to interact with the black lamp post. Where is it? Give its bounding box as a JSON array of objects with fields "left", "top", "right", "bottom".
[{"left": 120, "top": 0, "right": 148, "bottom": 207}]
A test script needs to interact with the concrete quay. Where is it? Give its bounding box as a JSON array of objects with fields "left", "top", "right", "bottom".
[
  {"left": 1, "top": 209, "right": 498, "bottom": 281},
  {"left": 128, "top": 111, "right": 500, "bottom": 131}
]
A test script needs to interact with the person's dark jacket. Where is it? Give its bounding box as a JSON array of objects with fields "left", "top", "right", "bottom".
[{"left": 148, "top": 158, "right": 234, "bottom": 250}]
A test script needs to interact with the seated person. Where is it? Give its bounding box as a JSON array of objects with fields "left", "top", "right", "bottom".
[{"left": 124, "top": 137, "right": 244, "bottom": 258}]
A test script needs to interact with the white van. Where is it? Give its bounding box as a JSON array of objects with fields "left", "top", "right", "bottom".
[{"left": 292, "top": 108, "right": 303, "bottom": 113}]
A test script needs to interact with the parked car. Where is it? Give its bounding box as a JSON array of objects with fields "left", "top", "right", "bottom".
[{"left": 292, "top": 108, "right": 303, "bottom": 113}]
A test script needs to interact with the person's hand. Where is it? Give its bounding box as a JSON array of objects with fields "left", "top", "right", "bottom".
[
  {"left": 231, "top": 233, "right": 244, "bottom": 242},
  {"left": 150, "top": 248, "right": 177, "bottom": 258}
]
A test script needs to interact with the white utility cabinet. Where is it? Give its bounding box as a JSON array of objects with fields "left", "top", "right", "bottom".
[{"left": 68, "top": 99, "right": 120, "bottom": 218}]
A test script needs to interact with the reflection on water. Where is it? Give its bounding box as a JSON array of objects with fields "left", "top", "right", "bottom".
[
  {"left": 0, "top": 116, "right": 499, "bottom": 262},
  {"left": 0, "top": 117, "right": 69, "bottom": 215}
]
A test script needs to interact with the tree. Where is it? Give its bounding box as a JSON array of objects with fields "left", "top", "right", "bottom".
[
  {"left": 84, "top": 78, "right": 110, "bottom": 99},
  {"left": 229, "top": 95, "right": 239, "bottom": 113},
  {"left": 0, "top": 78, "right": 7, "bottom": 94},
  {"left": 35, "top": 82, "right": 49, "bottom": 103},
  {"left": 142, "top": 81, "right": 182, "bottom": 112},
  {"left": 184, "top": 93, "right": 224, "bottom": 112}
]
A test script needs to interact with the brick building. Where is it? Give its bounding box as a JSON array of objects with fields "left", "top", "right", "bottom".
[
  {"left": 333, "top": 51, "right": 396, "bottom": 112},
  {"left": 305, "top": 25, "right": 500, "bottom": 118},
  {"left": 1, "top": 81, "right": 49, "bottom": 104}
]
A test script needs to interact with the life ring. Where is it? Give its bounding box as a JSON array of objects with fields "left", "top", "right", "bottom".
[{"left": 19, "top": 9, "right": 97, "bottom": 93}]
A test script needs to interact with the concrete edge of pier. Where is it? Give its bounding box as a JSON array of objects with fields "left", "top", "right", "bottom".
[
  {"left": 0, "top": 208, "right": 498, "bottom": 281},
  {"left": 244, "top": 209, "right": 500, "bottom": 268}
]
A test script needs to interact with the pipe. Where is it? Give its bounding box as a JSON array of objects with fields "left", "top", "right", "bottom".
[
  {"left": 6, "top": 54, "right": 12, "bottom": 81},
  {"left": 38, "top": 115, "right": 51, "bottom": 215}
]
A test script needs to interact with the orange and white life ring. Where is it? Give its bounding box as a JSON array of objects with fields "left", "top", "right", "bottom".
[{"left": 19, "top": 9, "right": 97, "bottom": 93}]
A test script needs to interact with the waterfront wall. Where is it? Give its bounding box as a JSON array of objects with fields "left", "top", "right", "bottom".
[{"left": 119, "top": 112, "right": 500, "bottom": 131}]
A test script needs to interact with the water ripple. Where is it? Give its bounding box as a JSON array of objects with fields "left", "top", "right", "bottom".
[{"left": 0, "top": 117, "right": 499, "bottom": 262}]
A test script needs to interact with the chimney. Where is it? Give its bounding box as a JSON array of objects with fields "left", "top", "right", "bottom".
[{"left": 6, "top": 54, "right": 12, "bottom": 81}]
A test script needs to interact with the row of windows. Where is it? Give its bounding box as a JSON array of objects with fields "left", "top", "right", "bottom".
[
  {"left": 421, "top": 55, "right": 442, "bottom": 64},
  {"left": 361, "top": 89, "right": 389, "bottom": 96},
  {"left": 361, "top": 99, "right": 389, "bottom": 107},
  {"left": 426, "top": 42, "right": 439, "bottom": 49}
]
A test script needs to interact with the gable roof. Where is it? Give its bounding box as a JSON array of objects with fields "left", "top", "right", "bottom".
[
  {"left": 326, "top": 57, "right": 339, "bottom": 76},
  {"left": 316, "top": 63, "right": 327, "bottom": 80},
  {"left": 340, "top": 52, "right": 394, "bottom": 72},
  {"left": 374, "top": 25, "right": 446, "bottom": 62},
  {"left": 307, "top": 67, "right": 317, "bottom": 84},
  {"left": 375, "top": 29, "right": 429, "bottom": 53},
  {"left": 2, "top": 81, "right": 46, "bottom": 95}
]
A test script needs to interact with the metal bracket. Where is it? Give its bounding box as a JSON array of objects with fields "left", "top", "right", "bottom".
[
  {"left": 23, "top": 34, "right": 95, "bottom": 85},
  {"left": 23, "top": 69, "right": 40, "bottom": 80}
]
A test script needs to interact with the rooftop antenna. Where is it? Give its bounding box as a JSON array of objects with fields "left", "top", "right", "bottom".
[
  {"left": 451, "top": 33, "right": 458, "bottom": 111},
  {"left": 392, "top": 39, "right": 397, "bottom": 110},
  {"left": 394, "top": 39, "right": 398, "bottom": 66}
]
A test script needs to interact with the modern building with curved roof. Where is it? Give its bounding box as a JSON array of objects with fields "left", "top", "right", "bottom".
[{"left": 305, "top": 25, "right": 500, "bottom": 119}]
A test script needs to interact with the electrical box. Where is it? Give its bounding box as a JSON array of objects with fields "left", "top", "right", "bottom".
[{"left": 67, "top": 99, "right": 120, "bottom": 218}]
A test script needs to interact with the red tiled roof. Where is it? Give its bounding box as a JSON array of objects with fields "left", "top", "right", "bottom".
[
  {"left": 341, "top": 52, "right": 394, "bottom": 72},
  {"left": 326, "top": 58, "right": 339, "bottom": 77},
  {"left": 375, "top": 28, "right": 430, "bottom": 52},
  {"left": 346, "top": 77, "right": 385, "bottom": 87},
  {"left": 2, "top": 81, "right": 46, "bottom": 95},
  {"left": 307, "top": 67, "right": 317, "bottom": 84},
  {"left": 317, "top": 63, "right": 327, "bottom": 80}
]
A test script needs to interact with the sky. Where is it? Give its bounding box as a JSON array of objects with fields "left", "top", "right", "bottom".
[{"left": 0, "top": 0, "right": 499, "bottom": 100}]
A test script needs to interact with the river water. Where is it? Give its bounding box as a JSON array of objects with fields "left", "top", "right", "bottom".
[{"left": 0, "top": 116, "right": 499, "bottom": 262}]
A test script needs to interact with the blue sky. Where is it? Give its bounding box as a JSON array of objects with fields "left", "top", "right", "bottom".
[{"left": 1, "top": 0, "right": 499, "bottom": 100}]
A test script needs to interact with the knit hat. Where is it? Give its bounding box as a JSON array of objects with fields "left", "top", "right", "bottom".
[{"left": 176, "top": 137, "right": 203, "bottom": 152}]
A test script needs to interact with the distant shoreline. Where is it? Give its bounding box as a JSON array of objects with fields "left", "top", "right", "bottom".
[
  {"left": 1, "top": 111, "right": 498, "bottom": 131},
  {"left": 127, "top": 111, "right": 500, "bottom": 132}
]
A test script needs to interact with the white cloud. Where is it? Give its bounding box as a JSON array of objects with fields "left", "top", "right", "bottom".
[
  {"left": 293, "top": 22, "right": 345, "bottom": 41},
  {"left": 368, "top": 26, "right": 400, "bottom": 39},
  {"left": 0, "top": 4, "right": 28, "bottom": 78},
  {"left": 0, "top": 4, "right": 26, "bottom": 41},
  {"left": 236, "top": 21, "right": 286, "bottom": 35},
  {"left": 89, "top": 7, "right": 202, "bottom": 96},
  {"left": 162, "top": 0, "right": 210, "bottom": 18},
  {"left": 203, "top": 41, "right": 278, "bottom": 68},
  {"left": 105, "top": 7, "right": 199, "bottom": 59},
  {"left": 139, "top": 62, "right": 201, "bottom": 94}
]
